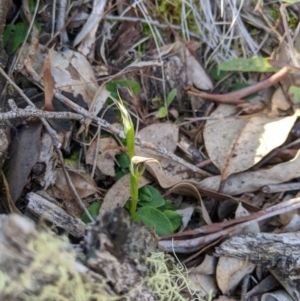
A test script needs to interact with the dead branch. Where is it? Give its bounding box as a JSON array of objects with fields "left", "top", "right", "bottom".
[
  {"left": 0, "top": 66, "right": 209, "bottom": 177},
  {"left": 215, "top": 232, "right": 300, "bottom": 301},
  {"left": 159, "top": 197, "right": 300, "bottom": 253},
  {"left": 0, "top": 99, "right": 84, "bottom": 122},
  {"left": 26, "top": 191, "right": 85, "bottom": 238},
  {"left": 186, "top": 66, "right": 290, "bottom": 104}
]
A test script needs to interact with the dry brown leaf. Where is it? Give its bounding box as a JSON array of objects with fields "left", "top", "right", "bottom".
[
  {"left": 278, "top": 213, "right": 300, "bottom": 233},
  {"left": 43, "top": 45, "right": 55, "bottom": 111},
  {"left": 234, "top": 203, "right": 260, "bottom": 234},
  {"left": 261, "top": 290, "right": 294, "bottom": 301},
  {"left": 204, "top": 104, "right": 297, "bottom": 179},
  {"left": 101, "top": 174, "right": 149, "bottom": 212},
  {"left": 79, "top": 85, "right": 111, "bottom": 134},
  {"left": 188, "top": 274, "right": 218, "bottom": 299},
  {"left": 270, "top": 269, "right": 300, "bottom": 301},
  {"left": 19, "top": 43, "right": 99, "bottom": 105},
  {"left": 270, "top": 87, "right": 291, "bottom": 116},
  {"left": 31, "top": 132, "right": 57, "bottom": 190},
  {"left": 152, "top": 42, "right": 213, "bottom": 91},
  {"left": 217, "top": 199, "right": 238, "bottom": 220},
  {"left": 108, "top": 20, "right": 141, "bottom": 60},
  {"left": 53, "top": 169, "right": 98, "bottom": 199},
  {"left": 190, "top": 254, "right": 217, "bottom": 275},
  {"left": 198, "top": 150, "right": 300, "bottom": 195},
  {"left": 214, "top": 297, "right": 239, "bottom": 301},
  {"left": 137, "top": 123, "right": 178, "bottom": 151},
  {"left": 1, "top": 171, "right": 22, "bottom": 214},
  {"left": 142, "top": 157, "right": 198, "bottom": 188},
  {"left": 166, "top": 182, "right": 212, "bottom": 225},
  {"left": 175, "top": 207, "right": 194, "bottom": 231},
  {"left": 216, "top": 257, "right": 255, "bottom": 295},
  {"left": 136, "top": 123, "right": 201, "bottom": 188},
  {"left": 6, "top": 121, "right": 42, "bottom": 202},
  {"left": 86, "top": 137, "right": 120, "bottom": 177}
]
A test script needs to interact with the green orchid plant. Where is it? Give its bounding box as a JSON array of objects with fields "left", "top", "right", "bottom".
[{"left": 115, "top": 98, "right": 160, "bottom": 219}]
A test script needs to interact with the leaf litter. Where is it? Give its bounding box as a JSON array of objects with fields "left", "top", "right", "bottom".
[{"left": 1, "top": 0, "right": 300, "bottom": 300}]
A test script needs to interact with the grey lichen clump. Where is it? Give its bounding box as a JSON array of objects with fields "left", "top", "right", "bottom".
[
  {"left": 0, "top": 214, "right": 110, "bottom": 301},
  {"left": 0, "top": 210, "right": 192, "bottom": 301}
]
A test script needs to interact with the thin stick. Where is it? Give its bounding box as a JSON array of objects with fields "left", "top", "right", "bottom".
[
  {"left": 0, "top": 67, "right": 209, "bottom": 177},
  {"left": 186, "top": 66, "right": 290, "bottom": 104},
  {"left": 159, "top": 197, "right": 300, "bottom": 253},
  {"left": 55, "top": 146, "right": 94, "bottom": 222},
  {"left": 0, "top": 67, "right": 94, "bottom": 222},
  {"left": 2, "top": 99, "right": 84, "bottom": 122},
  {"left": 45, "top": 0, "right": 85, "bottom": 48},
  {"left": 262, "top": 182, "right": 300, "bottom": 194}
]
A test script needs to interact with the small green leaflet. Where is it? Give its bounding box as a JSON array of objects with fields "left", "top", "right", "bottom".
[
  {"left": 138, "top": 185, "right": 153, "bottom": 202},
  {"left": 136, "top": 206, "right": 173, "bottom": 236},
  {"left": 4, "top": 23, "right": 28, "bottom": 54},
  {"left": 105, "top": 79, "right": 141, "bottom": 99},
  {"left": 218, "top": 57, "right": 280, "bottom": 73},
  {"left": 81, "top": 201, "right": 102, "bottom": 224},
  {"left": 288, "top": 85, "right": 300, "bottom": 104},
  {"left": 163, "top": 210, "right": 182, "bottom": 232},
  {"left": 158, "top": 107, "right": 168, "bottom": 118},
  {"left": 167, "top": 88, "right": 177, "bottom": 106},
  {"left": 282, "top": 0, "right": 299, "bottom": 3},
  {"left": 157, "top": 200, "right": 179, "bottom": 211},
  {"left": 138, "top": 185, "right": 165, "bottom": 208},
  {"left": 116, "top": 152, "right": 130, "bottom": 169}
]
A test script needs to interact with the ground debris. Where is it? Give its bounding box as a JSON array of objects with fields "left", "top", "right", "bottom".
[{"left": 0, "top": 210, "right": 192, "bottom": 301}]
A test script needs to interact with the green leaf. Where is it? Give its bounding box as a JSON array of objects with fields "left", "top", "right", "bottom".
[
  {"left": 4, "top": 22, "right": 28, "bottom": 55},
  {"left": 81, "top": 201, "right": 102, "bottom": 224},
  {"left": 138, "top": 185, "right": 165, "bottom": 207},
  {"left": 138, "top": 185, "right": 152, "bottom": 202},
  {"left": 157, "top": 200, "right": 179, "bottom": 211},
  {"left": 288, "top": 85, "right": 300, "bottom": 104},
  {"left": 167, "top": 88, "right": 177, "bottom": 107},
  {"left": 230, "top": 82, "right": 257, "bottom": 100},
  {"left": 136, "top": 206, "right": 173, "bottom": 236},
  {"left": 163, "top": 210, "right": 182, "bottom": 232},
  {"left": 64, "top": 150, "right": 80, "bottom": 167},
  {"left": 282, "top": 0, "right": 298, "bottom": 3},
  {"left": 218, "top": 57, "right": 280, "bottom": 73},
  {"left": 116, "top": 152, "right": 130, "bottom": 169},
  {"left": 114, "top": 170, "right": 127, "bottom": 181},
  {"left": 158, "top": 107, "right": 168, "bottom": 118},
  {"left": 210, "top": 65, "right": 228, "bottom": 81},
  {"left": 106, "top": 79, "right": 141, "bottom": 99}
]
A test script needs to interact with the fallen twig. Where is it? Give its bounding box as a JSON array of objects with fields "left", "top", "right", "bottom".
[
  {"left": 159, "top": 197, "right": 300, "bottom": 253},
  {"left": 186, "top": 66, "right": 290, "bottom": 104},
  {"left": 1, "top": 99, "right": 84, "bottom": 122}
]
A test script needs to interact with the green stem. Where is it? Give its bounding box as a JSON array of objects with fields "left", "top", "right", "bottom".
[
  {"left": 130, "top": 173, "right": 139, "bottom": 219},
  {"left": 126, "top": 126, "right": 138, "bottom": 219}
]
